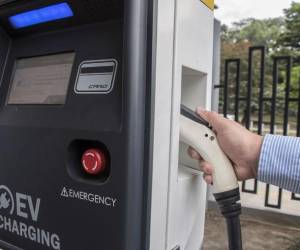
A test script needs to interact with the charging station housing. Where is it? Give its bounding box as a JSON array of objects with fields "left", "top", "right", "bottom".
[{"left": 0, "top": 0, "right": 215, "bottom": 249}]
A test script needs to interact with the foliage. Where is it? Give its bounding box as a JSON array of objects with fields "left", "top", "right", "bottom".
[
  {"left": 220, "top": 2, "right": 300, "bottom": 122},
  {"left": 222, "top": 18, "right": 285, "bottom": 50},
  {"left": 279, "top": 2, "right": 300, "bottom": 50}
]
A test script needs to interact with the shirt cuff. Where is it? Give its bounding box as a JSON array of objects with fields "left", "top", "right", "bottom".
[{"left": 258, "top": 134, "right": 300, "bottom": 193}]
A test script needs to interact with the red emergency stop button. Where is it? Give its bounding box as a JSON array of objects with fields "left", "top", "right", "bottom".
[{"left": 82, "top": 149, "right": 106, "bottom": 175}]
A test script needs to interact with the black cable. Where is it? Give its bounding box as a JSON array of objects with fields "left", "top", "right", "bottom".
[
  {"left": 214, "top": 188, "right": 243, "bottom": 250},
  {"left": 225, "top": 215, "right": 242, "bottom": 250}
]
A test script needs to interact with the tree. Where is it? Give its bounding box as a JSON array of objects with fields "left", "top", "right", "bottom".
[
  {"left": 220, "top": 18, "right": 285, "bottom": 116},
  {"left": 222, "top": 18, "right": 285, "bottom": 51},
  {"left": 219, "top": 2, "right": 300, "bottom": 128},
  {"left": 279, "top": 2, "right": 300, "bottom": 50}
]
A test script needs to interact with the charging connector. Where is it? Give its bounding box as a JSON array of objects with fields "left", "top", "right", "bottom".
[{"left": 180, "top": 105, "right": 243, "bottom": 250}]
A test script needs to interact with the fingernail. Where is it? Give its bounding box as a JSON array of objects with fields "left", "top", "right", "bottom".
[
  {"left": 204, "top": 176, "right": 213, "bottom": 185},
  {"left": 196, "top": 107, "right": 205, "bottom": 114},
  {"left": 205, "top": 167, "right": 212, "bottom": 175},
  {"left": 206, "top": 180, "right": 211, "bottom": 185}
]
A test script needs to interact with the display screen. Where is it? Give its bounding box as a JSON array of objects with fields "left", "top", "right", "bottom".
[{"left": 8, "top": 53, "right": 75, "bottom": 105}]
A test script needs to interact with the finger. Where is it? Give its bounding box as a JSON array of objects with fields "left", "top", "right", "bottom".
[
  {"left": 187, "top": 147, "right": 202, "bottom": 160},
  {"left": 199, "top": 161, "right": 213, "bottom": 175},
  {"left": 196, "top": 107, "right": 224, "bottom": 132},
  {"left": 203, "top": 173, "right": 213, "bottom": 185}
]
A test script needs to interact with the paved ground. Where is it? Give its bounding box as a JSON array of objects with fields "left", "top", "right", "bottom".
[{"left": 203, "top": 204, "right": 300, "bottom": 250}]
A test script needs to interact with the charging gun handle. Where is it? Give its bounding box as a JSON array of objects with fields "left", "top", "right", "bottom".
[
  {"left": 180, "top": 113, "right": 243, "bottom": 250},
  {"left": 180, "top": 115, "right": 238, "bottom": 194}
]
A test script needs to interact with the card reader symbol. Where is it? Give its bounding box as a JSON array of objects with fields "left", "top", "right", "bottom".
[{"left": 75, "top": 59, "right": 118, "bottom": 94}]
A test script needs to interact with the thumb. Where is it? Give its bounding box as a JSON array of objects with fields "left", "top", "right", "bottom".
[{"left": 196, "top": 107, "right": 224, "bottom": 131}]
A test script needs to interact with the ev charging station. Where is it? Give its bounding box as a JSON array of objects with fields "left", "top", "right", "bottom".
[{"left": 0, "top": 0, "right": 218, "bottom": 250}]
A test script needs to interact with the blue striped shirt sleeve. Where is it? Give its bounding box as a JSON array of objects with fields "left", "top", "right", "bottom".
[{"left": 258, "top": 134, "right": 300, "bottom": 194}]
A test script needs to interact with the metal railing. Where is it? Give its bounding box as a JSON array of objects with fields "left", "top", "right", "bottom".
[{"left": 218, "top": 46, "right": 300, "bottom": 209}]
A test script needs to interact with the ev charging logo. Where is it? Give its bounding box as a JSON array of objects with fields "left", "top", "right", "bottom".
[
  {"left": 0, "top": 185, "right": 61, "bottom": 250},
  {"left": 0, "top": 185, "right": 40, "bottom": 221},
  {"left": 0, "top": 185, "right": 14, "bottom": 215}
]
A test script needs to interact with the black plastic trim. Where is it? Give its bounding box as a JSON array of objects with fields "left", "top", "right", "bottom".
[
  {"left": 142, "top": 0, "right": 157, "bottom": 249},
  {"left": 123, "top": 0, "right": 149, "bottom": 249}
]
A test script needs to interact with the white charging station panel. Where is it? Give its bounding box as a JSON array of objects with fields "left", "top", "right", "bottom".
[{"left": 150, "top": 0, "right": 214, "bottom": 249}]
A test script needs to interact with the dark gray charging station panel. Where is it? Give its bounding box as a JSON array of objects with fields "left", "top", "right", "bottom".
[{"left": 0, "top": 1, "right": 154, "bottom": 250}]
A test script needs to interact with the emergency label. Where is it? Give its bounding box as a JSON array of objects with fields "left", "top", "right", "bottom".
[
  {"left": 74, "top": 59, "right": 118, "bottom": 94},
  {"left": 60, "top": 187, "right": 117, "bottom": 207}
]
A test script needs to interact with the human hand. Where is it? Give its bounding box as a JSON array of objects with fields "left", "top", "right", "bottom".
[{"left": 188, "top": 107, "right": 263, "bottom": 185}]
